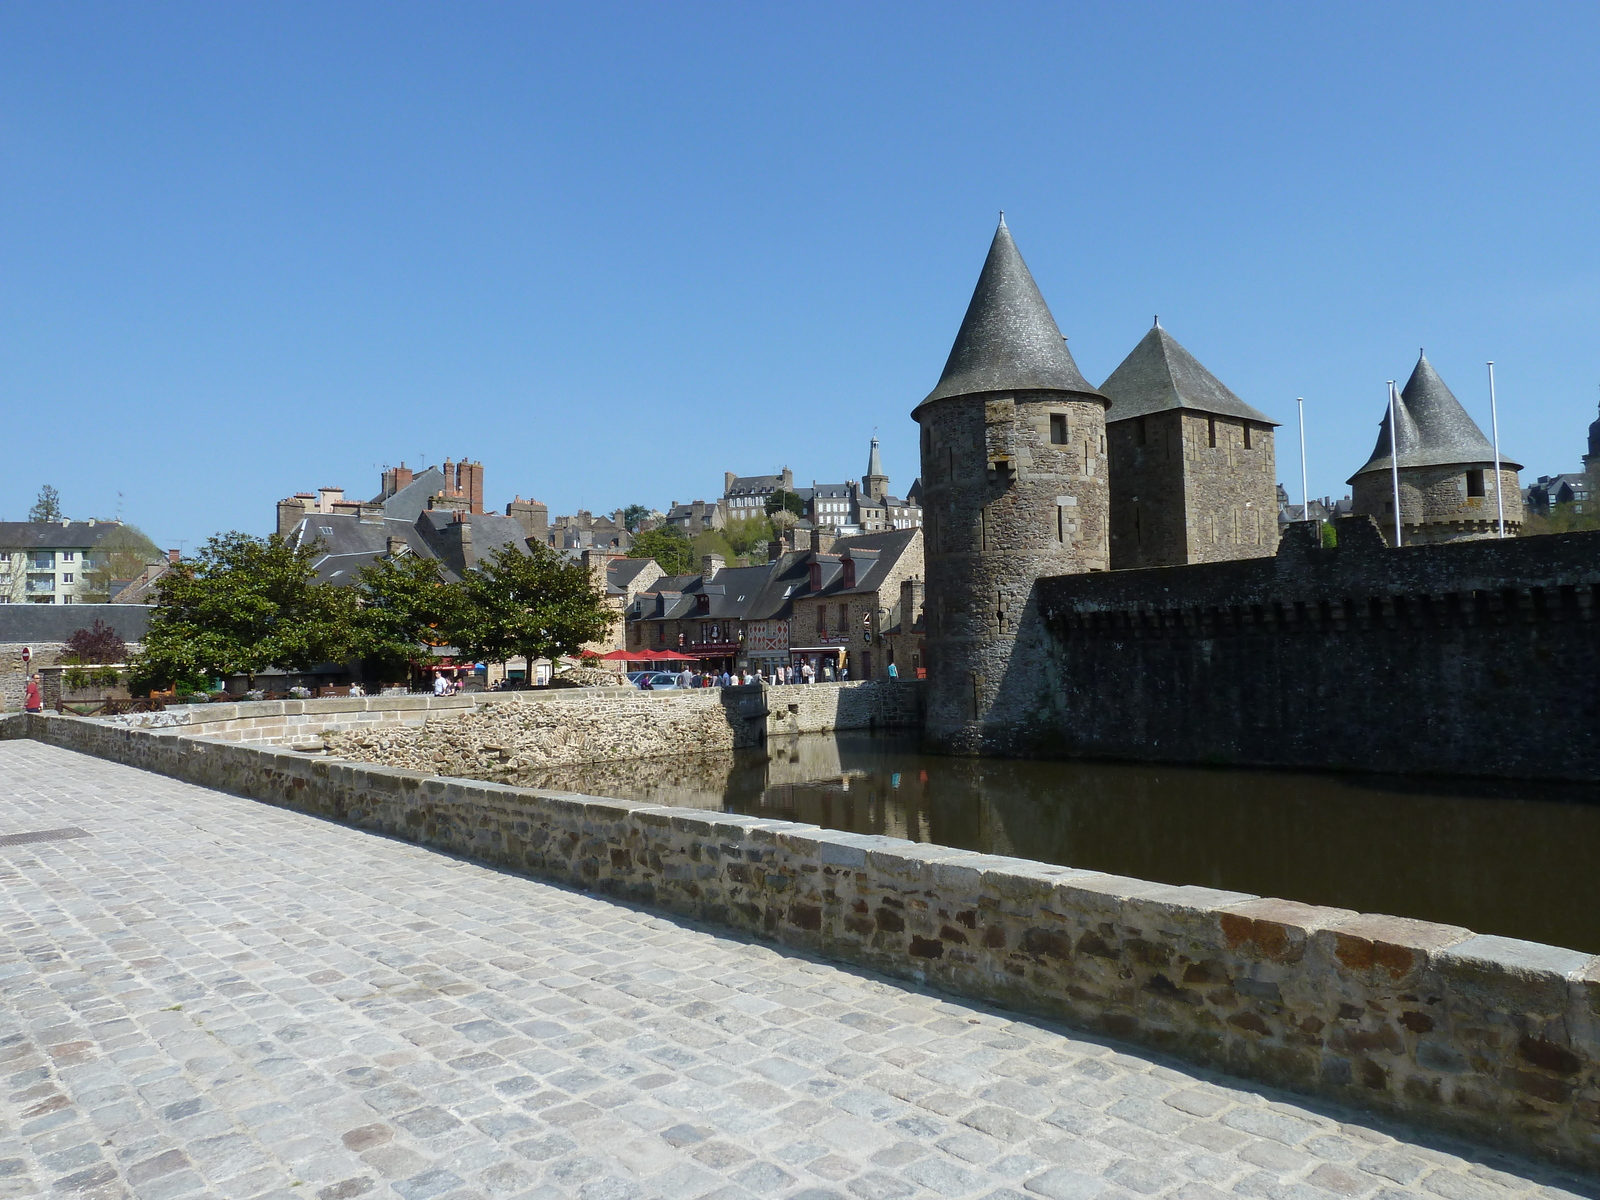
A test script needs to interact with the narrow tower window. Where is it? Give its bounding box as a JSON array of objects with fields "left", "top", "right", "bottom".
[
  {"left": 1466, "top": 469, "right": 1485, "bottom": 497},
  {"left": 1137, "top": 416, "right": 1147, "bottom": 446},
  {"left": 1207, "top": 417, "right": 1217, "bottom": 448},
  {"left": 1056, "top": 505, "right": 1064, "bottom": 543},
  {"left": 1243, "top": 423, "right": 1253, "bottom": 450},
  {"left": 1049, "top": 414, "right": 1068, "bottom": 445},
  {"left": 980, "top": 505, "right": 989, "bottom": 551}
]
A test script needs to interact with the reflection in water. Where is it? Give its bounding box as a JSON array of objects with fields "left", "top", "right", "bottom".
[{"left": 514, "top": 733, "right": 1600, "bottom": 954}]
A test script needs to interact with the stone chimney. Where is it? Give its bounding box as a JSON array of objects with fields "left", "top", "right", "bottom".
[
  {"left": 899, "top": 576, "right": 925, "bottom": 628},
  {"left": 381, "top": 462, "right": 414, "bottom": 499},
  {"left": 444, "top": 511, "right": 474, "bottom": 570},
  {"left": 725, "top": 471, "right": 737, "bottom": 493},
  {"left": 701, "top": 553, "right": 726, "bottom": 579},
  {"left": 429, "top": 492, "right": 470, "bottom": 513},
  {"left": 440, "top": 458, "right": 485, "bottom": 514},
  {"left": 386, "top": 536, "right": 408, "bottom": 556},
  {"left": 276, "top": 497, "right": 309, "bottom": 538},
  {"left": 317, "top": 487, "right": 344, "bottom": 514},
  {"left": 813, "top": 531, "right": 836, "bottom": 554},
  {"left": 767, "top": 540, "right": 783, "bottom": 562},
  {"left": 506, "top": 496, "right": 549, "bottom": 541},
  {"left": 331, "top": 500, "right": 363, "bottom": 518},
  {"left": 581, "top": 548, "right": 618, "bottom": 595},
  {"left": 166, "top": 549, "right": 181, "bottom": 564}
]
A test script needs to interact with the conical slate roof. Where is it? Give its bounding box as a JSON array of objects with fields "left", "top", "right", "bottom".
[
  {"left": 1099, "top": 321, "right": 1277, "bottom": 426},
  {"left": 918, "top": 218, "right": 1104, "bottom": 410},
  {"left": 1349, "top": 353, "right": 1520, "bottom": 480},
  {"left": 866, "top": 437, "right": 885, "bottom": 479}
]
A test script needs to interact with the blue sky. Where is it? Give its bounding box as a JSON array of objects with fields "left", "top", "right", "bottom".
[{"left": 2, "top": 3, "right": 1597, "bottom": 551}]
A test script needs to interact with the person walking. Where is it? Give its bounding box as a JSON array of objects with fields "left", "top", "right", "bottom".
[
  {"left": 677, "top": 666, "right": 694, "bottom": 689},
  {"left": 24, "top": 673, "right": 43, "bottom": 714},
  {"left": 887, "top": 660, "right": 898, "bottom": 679},
  {"left": 432, "top": 673, "right": 449, "bottom": 697}
]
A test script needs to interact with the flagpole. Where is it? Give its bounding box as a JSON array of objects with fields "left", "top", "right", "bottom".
[
  {"left": 1297, "top": 397, "right": 1309, "bottom": 526},
  {"left": 1388, "top": 381, "right": 1403, "bottom": 547},
  {"left": 1487, "top": 361, "right": 1505, "bottom": 538}
]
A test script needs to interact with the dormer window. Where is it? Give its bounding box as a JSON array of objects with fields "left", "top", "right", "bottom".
[
  {"left": 696, "top": 593, "right": 710, "bottom": 614},
  {"left": 842, "top": 559, "right": 856, "bottom": 588},
  {"left": 809, "top": 563, "right": 821, "bottom": 591}
]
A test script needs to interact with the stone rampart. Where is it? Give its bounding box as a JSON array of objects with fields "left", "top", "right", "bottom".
[
  {"left": 1032, "top": 519, "right": 1600, "bottom": 779},
  {"left": 13, "top": 710, "right": 1600, "bottom": 1169},
  {"left": 762, "top": 679, "right": 924, "bottom": 737}
]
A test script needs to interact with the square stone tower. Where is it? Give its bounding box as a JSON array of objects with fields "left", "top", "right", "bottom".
[
  {"left": 913, "top": 218, "right": 1109, "bottom": 755},
  {"left": 1100, "top": 321, "right": 1280, "bottom": 569}
]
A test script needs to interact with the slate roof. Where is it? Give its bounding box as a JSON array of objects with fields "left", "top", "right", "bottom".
[
  {"left": 866, "top": 439, "right": 885, "bottom": 479},
  {"left": 726, "top": 475, "right": 785, "bottom": 494},
  {"left": 607, "top": 558, "right": 656, "bottom": 596},
  {"left": 0, "top": 522, "right": 140, "bottom": 552},
  {"left": 0, "top": 603, "right": 153, "bottom": 643},
  {"left": 1100, "top": 323, "right": 1277, "bottom": 426},
  {"left": 290, "top": 509, "right": 534, "bottom": 586},
  {"left": 919, "top": 218, "right": 1104, "bottom": 410},
  {"left": 369, "top": 467, "right": 448, "bottom": 523},
  {"left": 1350, "top": 353, "right": 1520, "bottom": 481}
]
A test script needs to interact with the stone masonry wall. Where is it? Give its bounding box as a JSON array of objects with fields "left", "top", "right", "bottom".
[
  {"left": 12, "top": 709, "right": 1600, "bottom": 1170},
  {"left": 1034, "top": 519, "right": 1600, "bottom": 779}
]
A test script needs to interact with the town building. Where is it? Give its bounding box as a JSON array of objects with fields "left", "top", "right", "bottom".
[
  {"left": 805, "top": 441, "right": 923, "bottom": 535},
  {"left": 1523, "top": 474, "right": 1591, "bottom": 518},
  {"left": 0, "top": 521, "right": 163, "bottom": 605},
  {"left": 624, "top": 528, "right": 922, "bottom": 680},
  {"left": 1100, "top": 321, "right": 1280, "bottom": 568},
  {"left": 1348, "top": 352, "right": 1523, "bottom": 544},
  {"left": 723, "top": 468, "right": 797, "bottom": 517},
  {"left": 663, "top": 499, "right": 724, "bottom": 536},
  {"left": 914, "top": 217, "right": 1110, "bottom": 753},
  {"left": 546, "top": 509, "right": 633, "bottom": 552},
  {"left": 1275, "top": 485, "right": 1351, "bottom": 530}
]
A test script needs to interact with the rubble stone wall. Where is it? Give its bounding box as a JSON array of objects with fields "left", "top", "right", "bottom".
[{"left": 14, "top": 709, "right": 1600, "bottom": 1170}]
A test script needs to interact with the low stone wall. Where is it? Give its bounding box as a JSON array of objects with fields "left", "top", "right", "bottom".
[
  {"left": 763, "top": 678, "right": 924, "bottom": 737},
  {"left": 17, "top": 710, "right": 1600, "bottom": 1170}
]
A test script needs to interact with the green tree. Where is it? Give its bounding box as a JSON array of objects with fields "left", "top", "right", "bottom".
[
  {"left": 29, "top": 485, "right": 62, "bottom": 523},
  {"left": 352, "top": 554, "right": 463, "bottom": 682},
  {"left": 449, "top": 542, "right": 611, "bottom": 676},
  {"left": 765, "top": 489, "right": 806, "bottom": 518},
  {"left": 722, "top": 514, "right": 775, "bottom": 556},
  {"left": 131, "top": 532, "right": 357, "bottom": 690},
  {"left": 620, "top": 503, "right": 651, "bottom": 532},
  {"left": 627, "top": 526, "right": 693, "bottom": 575},
  {"left": 692, "top": 530, "right": 736, "bottom": 564},
  {"left": 78, "top": 524, "right": 164, "bottom": 602}
]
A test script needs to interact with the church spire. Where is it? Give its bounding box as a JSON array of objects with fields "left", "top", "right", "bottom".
[{"left": 918, "top": 218, "right": 1103, "bottom": 409}]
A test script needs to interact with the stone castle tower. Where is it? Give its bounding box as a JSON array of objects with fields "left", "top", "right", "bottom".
[
  {"left": 1100, "top": 321, "right": 1279, "bottom": 568},
  {"left": 1583, "top": 400, "right": 1600, "bottom": 484},
  {"left": 1349, "top": 352, "right": 1522, "bottom": 544},
  {"left": 914, "top": 218, "right": 1109, "bottom": 754}
]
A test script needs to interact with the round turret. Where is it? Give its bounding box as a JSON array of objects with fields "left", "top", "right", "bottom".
[
  {"left": 915, "top": 219, "right": 1109, "bottom": 754},
  {"left": 1348, "top": 353, "right": 1523, "bottom": 544}
]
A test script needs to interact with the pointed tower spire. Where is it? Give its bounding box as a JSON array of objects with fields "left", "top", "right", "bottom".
[
  {"left": 1349, "top": 352, "right": 1519, "bottom": 479},
  {"left": 863, "top": 436, "right": 889, "bottom": 503},
  {"left": 866, "top": 437, "right": 884, "bottom": 479},
  {"left": 919, "top": 219, "right": 1102, "bottom": 408}
]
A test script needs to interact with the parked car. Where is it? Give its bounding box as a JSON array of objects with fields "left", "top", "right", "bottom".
[{"left": 630, "top": 671, "right": 683, "bottom": 690}]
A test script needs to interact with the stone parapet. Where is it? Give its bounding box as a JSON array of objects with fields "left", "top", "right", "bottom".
[{"left": 16, "top": 710, "right": 1600, "bottom": 1170}]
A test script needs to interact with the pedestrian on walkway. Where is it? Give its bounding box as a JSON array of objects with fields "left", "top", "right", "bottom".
[
  {"left": 677, "top": 667, "right": 694, "bottom": 689},
  {"left": 24, "top": 673, "right": 42, "bottom": 714},
  {"left": 887, "top": 660, "right": 898, "bottom": 679}
]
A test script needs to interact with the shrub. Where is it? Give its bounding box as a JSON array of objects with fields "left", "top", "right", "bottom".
[{"left": 62, "top": 618, "right": 127, "bottom": 665}]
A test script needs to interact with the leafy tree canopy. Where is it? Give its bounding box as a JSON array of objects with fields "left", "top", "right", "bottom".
[
  {"left": 63, "top": 618, "right": 127, "bottom": 665},
  {"left": 627, "top": 526, "right": 693, "bottom": 575},
  {"left": 29, "top": 485, "right": 62, "bottom": 523},
  {"left": 619, "top": 503, "right": 651, "bottom": 532},
  {"left": 352, "top": 554, "right": 460, "bottom": 679},
  {"left": 451, "top": 542, "right": 611, "bottom": 669},
  {"left": 132, "top": 532, "right": 357, "bottom": 688},
  {"left": 765, "top": 489, "right": 806, "bottom": 518},
  {"left": 79, "top": 524, "right": 164, "bottom": 602},
  {"left": 722, "top": 515, "right": 774, "bottom": 556}
]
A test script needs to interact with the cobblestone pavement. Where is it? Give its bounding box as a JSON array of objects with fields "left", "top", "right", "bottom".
[{"left": 1, "top": 742, "right": 1595, "bottom": 1200}]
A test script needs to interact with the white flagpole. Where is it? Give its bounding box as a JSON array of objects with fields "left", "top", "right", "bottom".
[
  {"left": 1297, "top": 398, "right": 1309, "bottom": 526},
  {"left": 1487, "top": 361, "right": 1505, "bottom": 538},
  {"left": 1388, "top": 381, "right": 1403, "bottom": 547}
]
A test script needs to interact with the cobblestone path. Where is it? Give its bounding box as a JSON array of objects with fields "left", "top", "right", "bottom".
[{"left": 1, "top": 742, "right": 1594, "bottom": 1200}]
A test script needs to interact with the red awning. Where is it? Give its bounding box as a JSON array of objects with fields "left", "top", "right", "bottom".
[{"left": 592, "top": 650, "right": 634, "bottom": 661}]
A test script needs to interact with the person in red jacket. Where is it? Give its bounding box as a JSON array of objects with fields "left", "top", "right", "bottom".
[{"left": 24, "top": 673, "right": 43, "bottom": 714}]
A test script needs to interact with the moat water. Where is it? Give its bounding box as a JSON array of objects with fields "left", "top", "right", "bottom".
[{"left": 517, "top": 732, "right": 1600, "bottom": 954}]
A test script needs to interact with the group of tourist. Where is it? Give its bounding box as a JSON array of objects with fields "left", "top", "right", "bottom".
[{"left": 636, "top": 661, "right": 852, "bottom": 690}]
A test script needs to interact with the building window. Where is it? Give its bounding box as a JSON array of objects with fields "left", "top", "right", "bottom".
[
  {"left": 1208, "top": 417, "right": 1217, "bottom": 448},
  {"left": 1049, "top": 414, "right": 1068, "bottom": 445},
  {"left": 1243, "top": 423, "right": 1253, "bottom": 450},
  {"left": 1137, "top": 416, "right": 1147, "bottom": 446},
  {"left": 62, "top": 552, "right": 74, "bottom": 562},
  {"left": 1466, "top": 469, "right": 1485, "bottom": 497},
  {"left": 62, "top": 573, "right": 73, "bottom": 583}
]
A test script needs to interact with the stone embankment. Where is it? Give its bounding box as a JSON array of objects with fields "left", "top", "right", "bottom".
[
  {"left": 322, "top": 687, "right": 768, "bottom": 779},
  {"left": 7, "top": 705, "right": 1600, "bottom": 1170}
]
